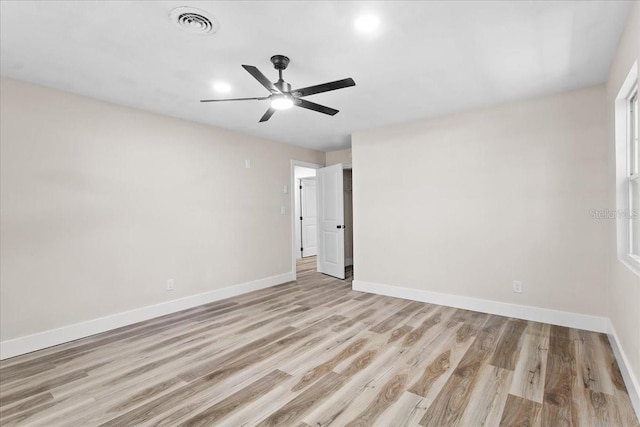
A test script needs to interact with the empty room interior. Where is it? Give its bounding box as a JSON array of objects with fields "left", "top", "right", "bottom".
[{"left": 1, "top": 1, "right": 640, "bottom": 426}]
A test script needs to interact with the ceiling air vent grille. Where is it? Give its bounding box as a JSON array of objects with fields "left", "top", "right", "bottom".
[{"left": 170, "top": 7, "right": 219, "bottom": 35}]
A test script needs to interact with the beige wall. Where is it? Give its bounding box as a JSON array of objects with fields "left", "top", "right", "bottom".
[
  {"left": 352, "top": 86, "right": 608, "bottom": 316},
  {"left": 0, "top": 78, "right": 324, "bottom": 341},
  {"left": 325, "top": 149, "right": 351, "bottom": 166},
  {"left": 606, "top": 2, "right": 640, "bottom": 390}
]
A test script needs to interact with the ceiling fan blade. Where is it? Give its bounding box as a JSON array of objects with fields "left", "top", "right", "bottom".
[
  {"left": 259, "top": 107, "right": 276, "bottom": 122},
  {"left": 295, "top": 99, "right": 339, "bottom": 116},
  {"left": 242, "top": 65, "right": 281, "bottom": 94},
  {"left": 200, "top": 97, "right": 268, "bottom": 102},
  {"left": 292, "top": 78, "right": 355, "bottom": 97}
]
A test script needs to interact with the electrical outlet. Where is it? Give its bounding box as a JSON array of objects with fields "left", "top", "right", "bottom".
[
  {"left": 167, "top": 279, "right": 175, "bottom": 291},
  {"left": 513, "top": 280, "right": 522, "bottom": 293}
]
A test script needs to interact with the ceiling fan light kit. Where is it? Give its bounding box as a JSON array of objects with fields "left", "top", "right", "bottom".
[
  {"left": 270, "top": 95, "right": 294, "bottom": 110},
  {"left": 200, "top": 54, "right": 356, "bottom": 122}
]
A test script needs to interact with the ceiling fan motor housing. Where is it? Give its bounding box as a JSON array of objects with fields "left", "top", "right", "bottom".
[
  {"left": 270, "top": 55, "right": 290, "bottom": 70},
  {"left": 275, "top": 80, "right": 291, "bottom": 93}
]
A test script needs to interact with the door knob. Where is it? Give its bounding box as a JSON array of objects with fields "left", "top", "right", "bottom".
[{"left": 337, "top": 225, "right": 346, "bottom": 229}]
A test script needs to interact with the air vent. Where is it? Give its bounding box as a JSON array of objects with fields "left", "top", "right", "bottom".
[{"left": 170, "top": 7, "right": 219, "bottom": 35}]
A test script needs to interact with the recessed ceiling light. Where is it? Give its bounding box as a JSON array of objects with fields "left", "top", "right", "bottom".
[
  {"left": 354, "top": 15, "right": 380, "bottom": 33},
  {"left": 212, "top": 82, "right": 232, "bottom": 93}
]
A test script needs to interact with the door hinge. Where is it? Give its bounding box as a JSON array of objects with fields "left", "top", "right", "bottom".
[
  {"left": 300, "top": 216, "right": 303, "bottom": 220},
  {"left": 299, "top": 185, "right": 302, "bottom": 189},
  {"left": 301, "top": 247, "right": 303, "bottom": 252}
]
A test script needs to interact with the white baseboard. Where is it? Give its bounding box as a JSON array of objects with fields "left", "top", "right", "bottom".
[
  {"left": 352, "top": 279, "right": 640, "bottom": 420},
  {"left": 608, "top": 321, "right": 640, "bottom": 420},
  {"left": 0, "top": 272, "right": 295, "bottom": 360},
  {"left": 352, "top": 279, "right": 609, "bottom": 332}
]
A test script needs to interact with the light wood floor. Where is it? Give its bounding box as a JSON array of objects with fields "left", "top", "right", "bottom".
[{"left": 0, "top": 257, "right": 638, "bottom": 426}]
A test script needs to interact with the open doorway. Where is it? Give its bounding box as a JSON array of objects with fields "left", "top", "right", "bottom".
[
  {"left": 290, "top": 161, "right": 322, "bottom": 280},
  {"left": 291, "top": 160, "right": 353, "bottom": 281}
]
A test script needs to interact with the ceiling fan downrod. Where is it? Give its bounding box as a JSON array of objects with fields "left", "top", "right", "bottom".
[{"left": 271, "top": 55, "right": 291, "bottom": 92}]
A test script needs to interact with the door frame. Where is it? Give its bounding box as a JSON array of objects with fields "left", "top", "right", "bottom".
[{"left": 290, "top": 160, "right": 322, "bottom": 280}]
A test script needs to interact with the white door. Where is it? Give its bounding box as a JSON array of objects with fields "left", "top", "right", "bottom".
[
  {"left": 300, "top": 178, "right": 317, "bottom": 257},
  {"left": 317, "top": 163, "right": 345, "bottom": 279}
]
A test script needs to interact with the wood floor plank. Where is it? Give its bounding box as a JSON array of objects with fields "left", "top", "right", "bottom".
[
  {"left": 574, "top": 389, "right": 616, "bottom": 426},
  {"left": 333, "top": 308, "right": 378, "bottom": 332},
  {"left": 611, "top": 389, "right": 640, "bottom": 427},
  {"left": 499, "top": 394, "right": 542, "bottom": 427},
  {"left": 411, "top": 323, "right": 479, "bottom": 407},
  {"left": 597, "top": 334, "right": 628, "bottom": 395},
  {"left": 278, "top": 324, "right": 373, "bottom": 377},
  {"left": 402, "top": 309, "right": 460, "bottom": 368},
  {"left": 509, "top": 330, "right": 550, "bottom": 403},
  {"left": 457, "top": 364, "right": 513, "bottom": 426},
  {"left": 333, "top": 296, "right": 407, "bottom": 332},
  {"left": 369, "top": 301, "right": 424, "bottom": 334},
  {"left": 292, "top": 337, "right": 368, "bottom": 392},
  {"left": 374, "top": 392, "right": 428, "bottom": 427},
  {"left": 0, "top": 392, "right": 54, "bottom": 419},
  {"left": 542, "top": 325, "right": 578, "bottom": 426},
  {"left": 450, "top": 309, "right": 490, "bottom": 326},
  {"left": 573, "top": 329, "right": 616, "bottom": 395},
  {"left": 343, "top": 368, "right": 408, "bottom": 426},
  {"left": 178, "top": 326, "right": 298, "bottom": 382},
  {"left": 0, "top": 369, "right": 89, "bottom": 407},
  {"left": 490, "top": 318, "right": 527, "bottom": 370},
  {"left": 419, "top": 315, "right": 507, "bottom": 426},
  {"left": 407, "top": 349, "right": 451, "bottom": 398},
  {"left": 178, "top": 369, "right": 290, "bottom": 426},
  {"left": 256, "top": 372, "right": 347, "bottom": 426},
  {"left": 302, "top": 340, "right": 405, "bottom": 426},
  {"left": 0, "top": 363, "right": 57, "bottom": 387},
  {"left": 308, "top": 349, "right": 408, "bottom": 426},
  {"left": 5, "top": 394, "right": 97, "bottom": 427},
  {"left": 401, "top": 310, "right": 442, "bottom": 347},
  {"left": 104, "top": 376, "right": 187, "bottom": 413},
  {"left": 96, "top": 327, "right": 299, "bottom": 426},
  {"left": 101, "top": 342, "right": 209, "bottom": 389},
  {"left": 217, "top": 385, "right": 297, "bottom": 426},
  {"left": 0, "top": 257, "right": 637, "bottom": 427},
  {"left": 0, "top": 400, "right": 60, "bottom": 426},
  {"left": 388, "top": 325, "right": 413, "bottom": 344}
]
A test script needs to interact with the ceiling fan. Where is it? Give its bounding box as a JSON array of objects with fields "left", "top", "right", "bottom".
[{"left": 200, "top": 55, "right": 356, "bottom": 122}]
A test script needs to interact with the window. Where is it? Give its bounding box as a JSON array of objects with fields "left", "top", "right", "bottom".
[
  {"left": 629, "top": 89, "right": 639, "bottom": 259},
  {"left": 615, "top": 62, "right": 639, "bottom": 275}
]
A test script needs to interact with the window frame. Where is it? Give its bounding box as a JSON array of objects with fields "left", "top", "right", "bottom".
[{"left": 628, "top": 88, "right": 639, "bottom": 261}]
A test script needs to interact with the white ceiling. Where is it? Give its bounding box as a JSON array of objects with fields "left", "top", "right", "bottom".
[{"left": 0, "top": 1, "right": 632, "bottom": 152}]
